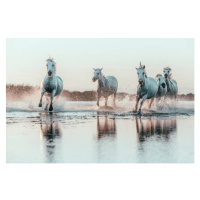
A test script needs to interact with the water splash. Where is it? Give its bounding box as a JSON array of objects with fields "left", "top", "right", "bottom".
[{"left": 6, "top": 95, "right": 194, "bottom": 116}]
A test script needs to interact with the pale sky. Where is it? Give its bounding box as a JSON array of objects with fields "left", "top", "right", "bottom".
[{"left": 6, "top": 38, "right": 194, "bottom": 94}]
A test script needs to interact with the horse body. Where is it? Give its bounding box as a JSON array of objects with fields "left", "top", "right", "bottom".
[
  {"left": 163, "top": 67, "right": 178, "bottom": 99},
  {"left": 93, "top": 68, "right": 118, "bottom": 107},
  {"left": 137, "top": 77, "right": 158, "bottom": 99},
  {"left": 42, "top": 75, "right": 63, "bottom": 96},
  {"left": 99, "top": 76, "right": 118, "bottom": 97},
  {"left": 165, "top": 78, "right": 178, "bottom": 97},
  {"left": 134, "top": 63, "right": 159, "bottom": 115},
  {"left": 38, "top": 58, "right": 63, "bottom": 111},
  {"left": 155, "top": 74, "right": 167, "bottom": 99}
]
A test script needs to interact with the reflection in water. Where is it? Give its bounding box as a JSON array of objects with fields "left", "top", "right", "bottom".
[
  {"left": 97, "top": 114, "right": 117, "bottom": 139},
  {"left": 6, "top": 110, "right": 194, "bottom": 163},
  {"left": 39, "top": 113, "right": 61, "bottom": 162},
  {"left": 136, "top": 117, "right": 177, "bottom": 142},
  {"left": 96, "top": 114, "right": 117, "bottom": 162}
]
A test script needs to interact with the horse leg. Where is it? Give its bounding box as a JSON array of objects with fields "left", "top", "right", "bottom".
[
  {"left": 156, "top": 97, "right": 163, "bottom": 109},
  {"left": 156, "top": 97, "right": 160, "bottom": 106},
  {"left": 175, "top": 94, "right": 177, "bottom": 101},
  {"left": 149, "top": 98, "right": 154, "bottom": 109},
  {"left": 173, "top": 95, "right": 177, "bottom": 108},
  {"left": 49, "top": 90, "right": 56, "bottom": 111},
  {"left": 97, "top": 90, "right": 101, "bottom": 107},
  {"left": 113, "top": 92, "right": 117, "bottom": 107},
  {"left": 133, "top": 95, "right": 140, "bottom": 112},
  {"left": 138, "top": 95, "right": 147, "bottom": 115},
  {"left": 45, "top": 97, "right": 49, "bottom": 111},
  {"left": 105, "top": 97, "right": 108, "bottom": 107},
  {"left": 38, "top": 88, "right": 46, "bottom": 107}
]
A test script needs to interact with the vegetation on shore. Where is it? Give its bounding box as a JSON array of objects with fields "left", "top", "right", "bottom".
[{"left": 6, "top": 84, "right": 194, "bottom": 101}]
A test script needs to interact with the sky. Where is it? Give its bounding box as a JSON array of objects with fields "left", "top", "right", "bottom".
[{"left": 6, "top": 38, "right": 194, "bottom": 94}]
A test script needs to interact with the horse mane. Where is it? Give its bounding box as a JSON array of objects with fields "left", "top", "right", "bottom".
[
  {"left": 46, "top": 57, "right": 56, "bottom": 74},
  {"left": 156, "top": 73, "right": 162, "bottom": 78}
]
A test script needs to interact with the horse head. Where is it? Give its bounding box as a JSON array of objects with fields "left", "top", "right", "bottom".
[
  {"left": 92, "top": 68, "right": 103, "bottom": 82},
  {"left": 136, "top": 62, "right": 146, "bottom": 86},
  {"left": 163, "top": 67, "right": 171, "bottom": 79},
  {"left": 156, "top": 74, "right": 166, "bottom": 88},
  {"left": 46, "top": 58, "right": 56, "bottom": 77}
]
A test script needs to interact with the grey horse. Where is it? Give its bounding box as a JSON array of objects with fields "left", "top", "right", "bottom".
[
  {"left": 134, "top": 62, "right": 159, "bottom": 115},
  {"left": 163, "top": 67, "right": 178, "bottom": 99},
  {"left": 155, "top": 74, "right": 167, "bottom": 100},
  {"left": 38, "top": 58, "right": 63, "bottom": 111},
  {"left": 92, "top": 68, "right": 118, "bottom": 107}
]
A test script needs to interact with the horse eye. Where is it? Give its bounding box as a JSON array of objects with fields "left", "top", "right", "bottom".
[{"left": 143, "top": 72, "right": 144, "bottom": 75}]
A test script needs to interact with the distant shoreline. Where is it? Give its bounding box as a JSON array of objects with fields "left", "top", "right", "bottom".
[{"left": 6, "top": 84, "right": 194, "bottom": 101}]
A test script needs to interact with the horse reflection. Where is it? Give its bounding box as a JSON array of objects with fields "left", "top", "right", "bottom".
[
  {"left": 39, "top": 113, "right": 61, "bottom": 162},
  {"left": 136, "top": 117, "right": 177, "bottom": 142},
  {"left": 97, "top": 114, "right": 117, "bottom": 139}
]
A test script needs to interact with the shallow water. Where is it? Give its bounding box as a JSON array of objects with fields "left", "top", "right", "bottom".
[{"left": 6, "top": 101, "right": 194, "bottom": 163}]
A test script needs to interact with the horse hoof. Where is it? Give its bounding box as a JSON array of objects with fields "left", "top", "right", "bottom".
[
  {"left": 49, "top": 106, "right": 53, "bottom": 111},
  {"left": 137, "top": 110, "right": 141, "bottom": 115},
  {"left": 38, "top": 103, "right": 42, "bottom": 107}
]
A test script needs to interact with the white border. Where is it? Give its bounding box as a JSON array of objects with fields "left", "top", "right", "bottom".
[{"left": 1, "top": 0, "right": 199, "bottom": 200}]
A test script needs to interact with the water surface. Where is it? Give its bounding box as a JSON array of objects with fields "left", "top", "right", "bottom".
[{"left": 6, "top": 101, "right": 194, "bottom": 163}]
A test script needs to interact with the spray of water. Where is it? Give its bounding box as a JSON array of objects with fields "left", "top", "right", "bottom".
[{"left": 6, "top": 88, "right": 194, "bottom": 115}]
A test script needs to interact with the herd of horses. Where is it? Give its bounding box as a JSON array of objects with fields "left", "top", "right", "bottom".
[{"left": 38, "top": 58, "right": 178, "bottom": 114}]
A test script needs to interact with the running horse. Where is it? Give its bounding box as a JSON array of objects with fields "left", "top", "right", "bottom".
[
  {"left": 155, "top": 74, "right": 167, "bottom": 100},
  {"left": 163, "top": 67, "right": 178, "bottom": 99},
  {"left": 92, "top": 68, "right": 118, "bottom": 107},
  {"left": 38, "top": 58, "right": 63, "bottom": 111},
  {"left": 134, "top": 62, "right": 159, "bottom": 115}
]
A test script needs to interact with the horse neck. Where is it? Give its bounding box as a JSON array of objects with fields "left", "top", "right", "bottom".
[
  {"left": 144, "top": 76, "right": 147, "bottom": 84},
  {"left": 140, "top": 76, "right": 148, "bottom": 88},
  {"left": 158, "top": 79, "right": 162, "bottom": 90},
  {"left": 98, "top": 74, "right": 106, "bottom": 88},
  {"left": 165, "top": 77, "right": 171, "bottom": 92},
  {"left": 158, "top": 84, "right": 162, "bottom": 93}
]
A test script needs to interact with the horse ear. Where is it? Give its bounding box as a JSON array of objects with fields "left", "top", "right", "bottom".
[
  {"left": 136, "top": 67, "right": 138, "bottom": 70},
  {"left": 100, "top": 68, "right": 103, "bottom": 71},
  {"left": 93, "top": 68, "right": 96, "bottom": 71},
  {"left": 143, "top": 65, "right": 145, "bottom": 69},
  {"left": 155, "top": 74, "right": 158, "bottom": 78},
  {"left": 140, "top": 62, "right": 141, "bottom": 67}
]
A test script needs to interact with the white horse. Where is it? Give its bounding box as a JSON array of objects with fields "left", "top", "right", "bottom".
[
  {"left": 163, "top": 67, "right": 178, "bottom": 99},
  {"left": 38, "top": 58, "right": 63, "bottom": 111},
  {"left": 92, "top": 68, "right": 118, "bottom": 107},
  {"left": 155, "top": 74, "right": 167, "bottom": 100},
  {"left": 134, "top": 62, "right": 159, "bottom": 115}
]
